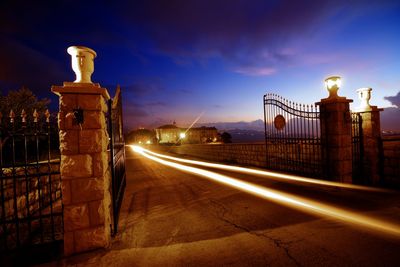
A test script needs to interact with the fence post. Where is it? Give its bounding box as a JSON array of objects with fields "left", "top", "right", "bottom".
[
  {"left": 316, "top": 77, "right": 353, "bottom": 183},
  {"left": 51, "top": 46, "right": 112, "bottom": 256},
  {"left": 354, "top": 88, "right": 383, "bottom": 185}
]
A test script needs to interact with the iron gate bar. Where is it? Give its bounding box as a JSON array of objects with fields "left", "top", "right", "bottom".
[
  {"left": 0, "top": 110, "right": 62, "bottom": 252},
  {"left": 264, "top": 93, "right": 322, "bottom": 177},
  {"left": 107, "top": 99, "right": 116, "bottom": 234},
  {"left": 351, "top": 113, "right": 364, "bottom": 183},
  {"left": 107, "top": 86, "right": 127, "bottom": 236}
]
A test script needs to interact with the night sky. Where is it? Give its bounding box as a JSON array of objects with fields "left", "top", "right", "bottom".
[{"left": 1, "top": 0, "right": 400, "bottom": 130}]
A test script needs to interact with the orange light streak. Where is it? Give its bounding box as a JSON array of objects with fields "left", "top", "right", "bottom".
[
  {"left": 131, "top": 145, "right": 400, "bottom": 237},
  {"left": 135, "top": 146, "right": 389, "bottom": 193}
]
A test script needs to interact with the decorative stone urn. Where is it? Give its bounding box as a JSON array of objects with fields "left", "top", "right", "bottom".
[
  {"left": 67, "top": 46, "right": 97, "bottom": 83},
  {"left": 324, "top": 76, "right": 342, "bottom": 99},
  {"left": 356, "top": 87, "right": 372, "bottom": 111}
]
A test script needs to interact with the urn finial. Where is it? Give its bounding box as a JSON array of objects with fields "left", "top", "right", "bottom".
[{"left": 67, "top": 46, "right": 97, "bottom": 83}]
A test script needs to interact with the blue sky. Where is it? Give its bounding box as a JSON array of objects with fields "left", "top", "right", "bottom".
[{"left": 1, "top": 0, "right": 399, "bottom": 130}]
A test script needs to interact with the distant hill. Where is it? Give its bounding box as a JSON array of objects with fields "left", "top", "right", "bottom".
[
  {"left": 198, "top": 119, "right": 265, "bottom": 131},
  {"left": 224, "top": 128, "right": 265, "bottom": 143},
  {"left": 196, "top": 120, "right": 265, "bottom": 143}
]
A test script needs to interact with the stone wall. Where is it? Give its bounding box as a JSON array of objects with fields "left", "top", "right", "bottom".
[
  {"left": 153, "top": 139, "right": 400, "bottom": 187},
  {"left": 154, "top": 142, "right": 322, "bottom": 174},
  {"left": 154, "top": 143, "right": 267, "bottom": 167},
  {"left": 381, "top": 136, "right": 400, "bottom": 187}
]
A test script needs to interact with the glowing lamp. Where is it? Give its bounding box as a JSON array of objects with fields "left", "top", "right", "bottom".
[
  {"left": 324, "top": 76, "right": 342, "bottom": 99},
  {"left": 180, "top": 132, "right": 186, "bottom": 139},
  {"left": 146, "top": 140, "right": 151, "bottom": 144}
]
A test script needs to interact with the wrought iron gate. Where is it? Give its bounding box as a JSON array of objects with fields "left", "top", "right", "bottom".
[
  {"left": 0, "top": 110, "right": 62, "bottom": 260},
  {"left": 107, "top": 86, "right": 126, "bottom": 236},
  {"left": 351, "top": 113, "right": 364, "bottom": 183},
  {"left": 263, "top": 94, "right": 322, "bottom": 177}
]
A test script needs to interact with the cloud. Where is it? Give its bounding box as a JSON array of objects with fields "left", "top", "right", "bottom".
[
  {"left": 234, "top": 66, "right": 276, "bottom": 76},
  {"left": 145, "top": 101, "right": 168, "bottom": 107},
  {"left": 115, "top": 82, "right": 169, "bottom": 130},
  {"left": 180, "top": 89, "right": 193, "bottom": 94},
  {"left": 0, "top": 36, "right": 68, "bottom": 92},
  {"left": 122, "top": 82, "right": 164, "bottom": 97},
  {"left": 381, "top": 91, "right": 400, "bottom": 130},
  {"left": 111, "top": 0, "right": 381, "bottom": 68},
  {"left": 384, "top": 91, "right": 400, "bottom": 108},
  {"left": 0, "top": 1, "right": 130, "bottom": 91},
  {"left": 122, "top": 101, "right": 149, "bottom": 130}
]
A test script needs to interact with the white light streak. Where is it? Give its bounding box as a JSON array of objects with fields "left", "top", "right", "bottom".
[
  {"left": 136, "top": 146, "right": 389, "bottom": 192},
  {"left": 184, "top": 111, "right": 205, "bottom": 134},
  {"left": 131, "top": 145, "right": 400, "bottom": 237}
]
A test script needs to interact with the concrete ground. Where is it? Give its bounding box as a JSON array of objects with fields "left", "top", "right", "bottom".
[{"left": 45, "top": 148, "right": 400, "bottom": 266}]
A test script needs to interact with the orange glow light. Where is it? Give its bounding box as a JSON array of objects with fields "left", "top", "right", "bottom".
[
  {"left": 135, "top": 146, "right": 389, "bottom": 193},
  {"left": 131, "top": 145, "right": 400, "bottom": 237}
]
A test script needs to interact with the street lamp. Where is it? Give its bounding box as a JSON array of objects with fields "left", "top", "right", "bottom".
[
  {"left": 324, "top": 76, "right": 342, "bottom": 99},
  {"left": 180, "top": 132, "right": 186, "bottom": 139}
]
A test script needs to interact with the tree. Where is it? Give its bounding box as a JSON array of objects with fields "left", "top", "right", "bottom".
[
  {"left": 221, "top": 132, "right": 232, "bottom": 143},
  {"left": 0, "top": 87, "right": 50, "bottom": 122}
]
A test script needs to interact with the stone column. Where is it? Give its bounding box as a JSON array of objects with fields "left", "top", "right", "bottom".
[
  {"left": 52, "top": 82, "right": 111, "bottom": 255},
  {"left": 51, "top": 46, "right": 112, "bottom": 256},
  {"left": 354, "top": 88, "right": 383, "bottom": 185},
  {"left": 317, "top": 76, "right": 353, "bottom": 183}
]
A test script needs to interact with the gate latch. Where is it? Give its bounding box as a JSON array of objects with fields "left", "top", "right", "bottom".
[{"left": 73, "top": 108, "right": 84, "bottom": 125}]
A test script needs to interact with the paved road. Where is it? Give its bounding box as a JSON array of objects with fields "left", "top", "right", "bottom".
[{"left": 65, "top": 147, "right": 400, "bottom": 267}]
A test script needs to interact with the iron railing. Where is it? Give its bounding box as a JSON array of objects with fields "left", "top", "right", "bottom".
[
  {"left": 0, "top": 109, "right": 62, "bottom": 254},
  {"left": 351, "top": 113, "right": 364, "bottom": 184},
  {"left": 264, "top": 94, "right": 322, "bottom": 177},
  {"left": 107, "top": 87, "right": 126, "bottom": 236}
]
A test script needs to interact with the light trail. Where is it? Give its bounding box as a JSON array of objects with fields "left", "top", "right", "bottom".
[
  {"left": 134, "top": 146, "right": 389, "bottom": 193},
  {"left": 131, "top": 145, "right": 400, "bottom": 237},
  {"left": 183, "top": 110, "right": 206, "bottom": 135}
]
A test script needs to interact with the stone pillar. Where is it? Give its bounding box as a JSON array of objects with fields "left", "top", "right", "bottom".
[
  {"left": 52, "top": 82, "right": 111, "bottom": 255},
  {"left": 51, "top": 46, "right": 112, "bottom": 256},
  {"left": 354, "top": 88, "right": 383, "bottom": 185},
  {"left": 317, "top": 76, "right": 353, "bottom": 183}
]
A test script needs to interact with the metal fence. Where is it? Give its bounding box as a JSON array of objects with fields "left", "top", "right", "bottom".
[
  {"left": 351, "top": 113, "right": 364, "bottom": 183},
  {"left": 107, "top": 87, "right": 126, "bottom": 236},
  {"left": 0, "top": 109, "right": 62, "bottom": 255},
  {"left": 263, "top": 94, "right": 322, "bottom": 177}
]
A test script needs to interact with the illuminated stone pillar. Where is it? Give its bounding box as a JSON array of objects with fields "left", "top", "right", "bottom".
[
  {"left": 354, "top": 88, "right": 383, "bottom": 185},
  {"left": 317, "top": 77, "right": 353, "bottom": 183},
  {"left": 52, "top": 46, "right": 112, "bottom": 256}
]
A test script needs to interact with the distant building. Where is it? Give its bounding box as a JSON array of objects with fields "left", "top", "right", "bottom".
[
  {"left": 155, "top": 124, "right": 180, "bottom": 143},
  {"left": 155, "top": 123, "right": 219, "bottom": 144},
  {"left": 126, "top": 128, "right": 156, "bottom": 144}
]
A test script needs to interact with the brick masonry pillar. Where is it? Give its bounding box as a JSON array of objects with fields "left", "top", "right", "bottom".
[
  {"left": 317, "top": 98, "right": 353, "bottom": 183},
  {"left": 356, "top": 107, "right": 383, "bottom": 185},
  {"left": 52, "top": 82, "right": 112, "bottom": 256}
]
